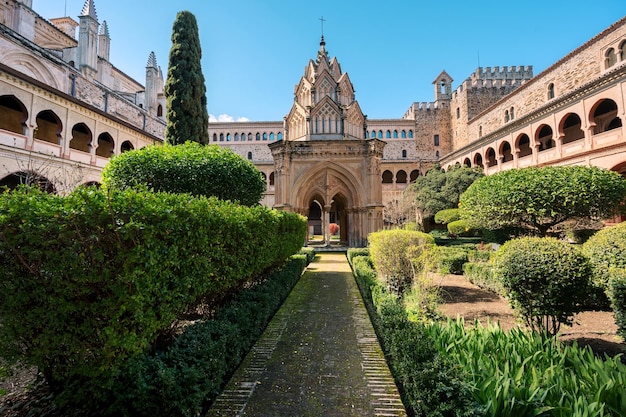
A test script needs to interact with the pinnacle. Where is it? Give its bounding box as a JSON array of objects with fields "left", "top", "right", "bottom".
[
  {"left": 81, "top": 0, "right": 98, "bottom": 21},
  {"left": 98, "top": 20, "right": 109, "bottom": 37},
  {"left": 146, "top": 51, "right": 157, "bottom": 69}
]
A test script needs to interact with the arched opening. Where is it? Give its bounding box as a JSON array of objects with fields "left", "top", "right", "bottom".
[
  {"left": 547, "top": 83, "right": 555, "bottom": 100},
  {"left": 260, "top": 172, "right": 267, "bottom": 183},
  {"left": 401, "top": 149, "right": 407, "bottom": 158},
  {"left": 486, "top": 147, "right": 497, "bottom": 167},
  {"left": 516, "top": 134, "right": 532, "bottom": 158},
  {"left": 605, "top": 48, "right": 617, "bottom": 69},
  {"left": 561, "top": 113, "right": 584, "bottom": 144},
  {"left": 308, "top": 199, "right": 323, "bottom": 238},
  {"left": 34, "top": 110, "right": 62, "bottom": 145},
  {"left": 247, "top": 151, "right": 252, "bottom": 160},
  {"left": 473, "top": 153, "right": 483, "bottom": 168},
  {"left": 0, "top": 95, "right": 28, "bottom": 135},
  {"left": 0, "top": 171, "right": 56, "bottom": 193},
  {"left": 269, "top": 172, "right": 275, "bottom": 187},
  {"left": 96, "top": 132, "right": 114, "bottom": 158},
  {"left": 382, "top": 170, "right": 393, "bottom": 184},
  {"left": 396, "top": 170, "right": 407, "bottom": 184},
  {"left": 157, "top": 104, "right": 163, "bottom": 117},
  {"left": 591, "top": 99, "right": 621, "bottom": 134},
  {"left": 409, "top": 169, "right": 420, "bottom": 182},
  {"left": 463, "top": 157, "right": 471, "bottom": 167},
  {"left": 329, "top": 193, "right": 349, "bottom": 244},
  {"left": 537, "top": 125, "right": 555, "bottom": 151},
  {"left": 121, "top": 140, "right": 134, "bottom": 153},
  {"left": 500, "top": 141, "right": 513, "bottom": 162},
  {"left": 70, "top": 123, "right": 92, "bottom": 153}
]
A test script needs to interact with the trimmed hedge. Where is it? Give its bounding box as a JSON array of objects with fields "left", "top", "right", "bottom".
[
  {"left": 350, "top": 254, "right": 478, "bottom": 416},
  {"left": 494, "top": 237, "right": 592, "bottom": 335},
  {"left": 428, "top": 246, "right": 468, "bottom": 275},
  {"left": 434, "top": 208, "right": 460, "bottom": 225},
  {"left": 0, "top": 186, "right": 306, "bottom": 406},
  {"left": 103, "top": 255, "right": 308, "bottom": 416},
  {"left": 102, "top": 142, "right": 266, "bottom": 206},
  {"left": 463, "top": 262, "right": 503, "bottom": 295},
  {"left": 447, "top": 219, "right": 477, "bottom": 237},
  {"left": 608, "top": 268, "right": 626, "bottom": 341},
  {"left": 347, "top": 247, "right": 370, "bottom": 265}
]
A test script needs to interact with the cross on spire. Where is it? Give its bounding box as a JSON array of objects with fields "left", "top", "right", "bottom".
[{"left": 319, "top": 16, "right": 326, "bottom": 37}]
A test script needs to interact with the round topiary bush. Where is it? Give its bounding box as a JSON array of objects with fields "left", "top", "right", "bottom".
[
  {"left": 494, "top": 237, "right": 592, "bottom": 335},
  {"left": 434, "top": 208, "right": 460, "bottom": 225},
  {"left": 102, "top": 142, "right": 266, "bottom": 206},
  {"left": 581, "top": 222, "right": 626, "bottom": 293}
]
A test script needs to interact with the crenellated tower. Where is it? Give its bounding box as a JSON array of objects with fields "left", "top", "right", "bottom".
[{"left": 285, "top": 36, "right": 365, "bottom": 141}]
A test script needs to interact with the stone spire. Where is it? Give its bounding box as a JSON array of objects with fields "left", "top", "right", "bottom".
[
  {"left": 78, "top": 0, "right": 99, "bottom": 76},
  {"left": 81, "top": 0, "right": 98, "bottom": 21},
  {"left": 98, "top": 20, "right": 110, "bottom": 60},
  {"left": 146, "top": 51, "right": 157, "bottom": 69}
]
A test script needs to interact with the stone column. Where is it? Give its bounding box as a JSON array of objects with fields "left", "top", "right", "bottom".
[{"left": 324, "top": 204, "right": 331, "bottom": 246}]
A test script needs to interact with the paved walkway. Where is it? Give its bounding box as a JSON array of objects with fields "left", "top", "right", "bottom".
[{"left": 206, "top": 252, "right": 406, "bottom": 417}]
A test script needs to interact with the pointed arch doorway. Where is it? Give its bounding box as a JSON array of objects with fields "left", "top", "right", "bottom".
[{"left": 307, "top": 192, "right": 349, "bottom": 246}]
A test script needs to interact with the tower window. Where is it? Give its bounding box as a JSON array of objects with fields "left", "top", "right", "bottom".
[
  {"left": 547, "top": 83, "right": 555, "bottom": 100},
  {"left": 402, "top": 149, "right": 407, "bottom": 158},
  {"left": 434, "top": 134, "right": 440, "bottom": 146},
  {"left": 456, "top": 107, "right": 460, "bottom": 119},
  {"left": 247, "top": 152, "right": 252, "bottom": 160}
]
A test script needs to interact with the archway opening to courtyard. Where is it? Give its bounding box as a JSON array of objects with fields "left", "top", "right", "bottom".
[
  {"left": 34, "top": 110, "right": 62, "bottom": 145},
  {"left": 592, "top": 99, "right": 622, "bottom": 134},
  {"left": 0, "top": 95, "right": 28, "bottom": 135},
  {"left": 70, "top": 123, "right": 92, "bottom": 153},
  {"left": 328, "top": 193, "right": 349, "bottom": 244},
  {"left": 0, "top": 171, "right": 55, "bottom": 193},
  {"left": 561, "top": 113, "right": 584, "bottom": 144},
  {"left": 516, "top": 134, "right": 532, "bottom": 158}
]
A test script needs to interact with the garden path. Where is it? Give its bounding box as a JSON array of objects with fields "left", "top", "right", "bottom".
[{"left": 206, "top": 252, "right": 406, "bottom": 417}]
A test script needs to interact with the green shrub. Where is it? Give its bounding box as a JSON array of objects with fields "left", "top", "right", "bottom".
[
  {"left": 608, "top": 268, "right": 626, "bottom": 341},
  {"left": 352, "top": 255, "right": 478, "bottom": 416},
  {"left": 368, "top": 229, "right": 435, "bottom": 296},
  {"left": 298, "top": 247, "right": 316, "bottom": 264},
  {"left": 347, "top": 247, "right": 370, "bottom": 265},
  {"left": 102, "top": 142, "right": 266, "bottom": 206},
  {"left": 101, "top": 256, "right": 306, "bottom": 417},
  {"left": 582, "top": 223, "right": 626, "bottom": 294},
  {"left": 494, "top": 237, "right": 592, "bottom": 335},
  {"left": 424, "top": 246, "right": 468, "bottom": 275},
  {"left": 447, "top": 219, "right": 477, "bottom": 237},
  {"left": 435, "top": 208, "right": 461, "bottom": 225},
  {"left": 0, "top": 186, "right": 306, "bottom": 407},
  {"left": 463, "top": 262, "right": 503, "bottom": 295}
]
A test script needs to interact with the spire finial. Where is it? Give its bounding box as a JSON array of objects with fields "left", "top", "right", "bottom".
[
  {"left": 319, "top": 16, "right": 326, "bottom": 49},
  {"left": 81, "top": 0, "right": 98, "bottom": 21},
  {"left": 147, "top": 51, "right": 157, "bottom": 69}
]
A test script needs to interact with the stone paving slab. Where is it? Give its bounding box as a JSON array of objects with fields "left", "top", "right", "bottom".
[{"left": 206, "top": 252, "right": 406, "bottom": 417}]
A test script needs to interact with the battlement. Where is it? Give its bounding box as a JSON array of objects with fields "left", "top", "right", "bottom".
[
  {"left": 403, "top": 101, "right": 439, "bottom": 119},
  {"left": 471, "top": 65, "right": 533, "bottom": 81}
]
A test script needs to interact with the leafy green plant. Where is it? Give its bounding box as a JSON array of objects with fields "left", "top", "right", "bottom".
[
  {"left": 102, "top": 142, "right": 266, "bottom": 206},
  {"left": 427, "top": 246, "right": 469, "bottom": 275},
  {"left": 582, "top": 222, "right": 626, "bottom": 294},
  {"left": 460, "top": 166, "right": 626, "bottom": 236},
  {"left": 608, "top": 268, "right": 626, "bottom": 341},
  {"left": 435, "top": 208, "right": 461, "bottom": 225},
  {"left": 368, "top": 229, "right": 435, "bottom": 296},
  {"left": 494, "top": 237, "right": 592, "bottom": 335},
  {"left": 0, "top": 186, "right": 306, "bottom": 408},
  {"left": 427, "top": 319, "right": 626, "bottom": 417},
  {"left": 463, "top": 262, "right": 503, "bottom": 295}
]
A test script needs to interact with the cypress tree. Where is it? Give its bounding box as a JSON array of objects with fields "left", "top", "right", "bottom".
[{"left": 164, "top": 11, "right": 209, "bottom": 145}]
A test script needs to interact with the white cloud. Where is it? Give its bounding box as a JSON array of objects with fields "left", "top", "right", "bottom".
[{"left": 209, "top": 113, "right": 250, "bottom": 122}]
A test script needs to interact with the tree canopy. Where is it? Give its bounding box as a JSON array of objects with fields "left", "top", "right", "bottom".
[
  {"left": 405, "top": 164, "right": 484, "bottom": 227},
  {"left": 459, "top": 165, "right": 626, "bottom": 236},
  {"left": 164, "top": 11, "right": 209, "bottom": 145}
]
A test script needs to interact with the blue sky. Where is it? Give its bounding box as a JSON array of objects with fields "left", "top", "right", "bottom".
[{"left": 34, "top": 1, "right": 626, "bottom": 122}]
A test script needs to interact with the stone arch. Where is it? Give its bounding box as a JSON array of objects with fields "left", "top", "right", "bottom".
[
  {"left": 0, "top": 95, "right": 28, "bottom": 135},
  {"left": 536, "top": 124, "right": 555, "bottom": 151},
  {"left": 70, "top": 123, "right": 92, "bottom": 153},
  {"left": 34, "top": 110, "right": 63, "bottom": 145},
  {"left": 500, "top": 141, "right": 513, "bottom": 162},
  {"left": 409, "top": 169, "right": 420, "bottom": 182},
  {"left": 96, "top": 132, "right": 115, "bottom": 158},
  {"left": 473, "top": 152, "right": 483, "bottom": 168},
  {"left": 560, "top": 113, "right": 584, "bottom": 144},
  {"left": 0, "top": 52, "right": 62, "bottom": 90},
  {"left": 516, "top": 133, "right": 532, "bottom": 158},
  {"left": 396, "top": 170, "right": 407, "bottom": 184},
  {"left": 590, "top": 98, "right": 621, "bottom": 134},
  {"left": 485, "top": 147, "right": 497, "bottom": 167},
  {"left": 382, "top": 169, "right": 393, "bottom": 184},
  {"left": 0, "top": 171, "right": 56, "bottom": 193},
  {"left": 121, "top": 140, "right": 134, "bottom": 153},
  {"left": 463, "top": 157, "right": 471, "bottom": 167}
]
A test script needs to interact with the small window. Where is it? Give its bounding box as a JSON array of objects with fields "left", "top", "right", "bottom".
[
  {"left": 408, "top": 130, "right": 413, "bottom": 138},
  {"left": 212, "top": 133, "right": 218, "bottom": 142},
  {"left": 157, "top": 104, "right": 163, "bottom": 117},
  {"left": 479, "top": 125, "right": 483, "bottom": 137},
  {"left": 227, "top": 133, "right": 232, "bottom": 142},
  {"left": 434, "top": 134, "right": 440, "bottom": 146},
  {"left": 456, "top": 107, "right": 460, "bottom": 119},
  {"left": 401, "top": 130, "right": 407, "bottom": 138},
  {"left": 277, "top": 132, "right": 283, "bottom": 140},
  {"left": 263, "top": 132, "right": 268, "bottom": 140},
  {"left": 234, "top": 133, "right": 239, "bottom": 141},
  {"left": 510, "top": 107, "right": 515, "bottom": 120},
  {"left": 605, "top": 48, "right": 617, "bottom": 69},
  {"left": 247, "top": 152, "right": 252, "bottom": 160},
  {"left": 219, "top": 133, "right": 224, "bottom": 142},
  {"left": 505, "top": 110, "right": 510, "bottom": 123},
  {"left": 435, "top": 150, "right": 440, "bottom": 158},
  {"left": 256, "top": 133, "right": 260, "bottom": 141},
  {"left": 378, "top": 130, "right": 383, "bottom": 139},
  {"left": 547, "top": 83, "right": 555, "bottom": 100},
  {"left": 393, "top": 130, "right": 398, "bottom": 138},
  {"left": 402, "top": 149, "right": 407, "bottom": 158},
  {"left": 620, "top": 40, "right": 626, "bottom": 61},
  {"left": 386, "top": 130, "right": 391, "bottom": 138},
  {"left": 269, "top": 132, "right": 275, "bottom": 141}
]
